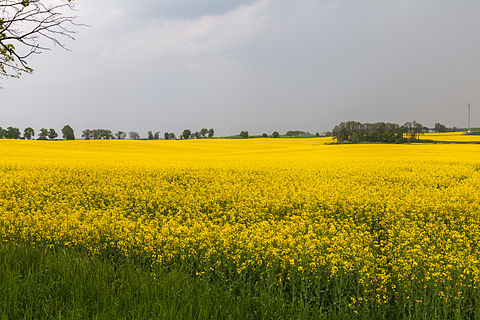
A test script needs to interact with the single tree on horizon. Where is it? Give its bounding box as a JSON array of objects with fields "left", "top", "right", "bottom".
[
  {"left": 48, "top": 129, "right": 58, "bottom": 140},
  {"left": 23, "top": 127, "right": 35, "bottom": 140},
  {"left": 82, "top": 129, "right": 92, "bottom": 140},
  {"left": 240, "top": 131, "right": 249, "bottom": 139},
  {"left": 4, "top": 127, "right": 21, "bottom": 139},
  {"left": 38, "top": 128, "right": 48, "bottom": 140},
  {"left": 62, "top": 125, "right": 75, "bottom": 140},
  {"left": 129, "top": 132, "right": 140, "bottom": 140},
  {"left": 208, "top": 128, "right": 214, "bottom": 138},
  {"left": 115, "top": 131, "right": 126, "bottom": 139},
  {"left": 182, "top": 129, "right": 191, "bottom": 140}
]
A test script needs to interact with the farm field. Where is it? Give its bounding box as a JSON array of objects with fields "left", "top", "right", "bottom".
[
  {"left": 1, "top": 138, "right": 480, "bottom": 319},
  {"left": 421, "top": 132, "right": 480, "bottom": 142}
]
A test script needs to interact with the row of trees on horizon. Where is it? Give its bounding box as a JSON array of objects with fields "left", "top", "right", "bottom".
[
  {"left": 0, "top": 122, "right": 464, "bottom": 141},
  {"left": 0, "top": 126, "right": 216, "bottom": 141},
  {"left": 0, "top": 126, "right": 75, "bottom": 140},
  {"left": 238, "top": 131, "right": 324, "bottom": 139},
  {"left": 81, "top": 128, "right": 215, "bottom": 140}
]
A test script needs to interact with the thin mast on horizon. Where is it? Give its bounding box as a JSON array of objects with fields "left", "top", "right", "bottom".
[{"left": 466, "top": 103, "right": 471, "bottom": 132}]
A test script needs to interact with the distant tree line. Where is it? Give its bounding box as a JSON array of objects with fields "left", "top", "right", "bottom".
[
  {"left": 239, "top": 130, "right": 322, "bottom": 139},
  {"left": 332, "top": 121, "right": 429, "bottom": 143},
  {"left": 433, "top": 123, "right": 460, "bottom": 133},
  {"left": 0, "top": 126, "right": 217, "bottom": 141},
  {"left": 82, "top": 129, "right": 114, "bottom": 140},
  {"left": 0, "top": 125, "right": 75, "bottom": 140},
  {"left": 286, "top": 130, "right": 308, "bottom": 137},
  {"left": 0, "top": 122, "right": 464, "bottom": 142},
  {"left": 240, "top": 131, "right": 280, "bottom": 139},
  {"left": 81, "top": 129, "right": 142, "bottom": 140},
  {"left": 80, "top": 128, "right": 215, "bottom": 140},
  {"left": 175, "top": 128, "right": 215, "bottom": 140},
  {"left": 164, "top": 132, "right": 176, "bottom": 140}
]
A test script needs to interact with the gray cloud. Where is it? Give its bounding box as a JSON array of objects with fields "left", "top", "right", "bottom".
[
  {"left": 1, "top": 0, "right": 479, "bottom": 136},
  {"left": 113, "top": 0, "right": 258, "bottom": 19}
]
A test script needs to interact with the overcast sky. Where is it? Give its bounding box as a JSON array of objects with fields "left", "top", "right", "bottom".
[{"left": 2, "top": 0, "right": 479, "bottom": 136}]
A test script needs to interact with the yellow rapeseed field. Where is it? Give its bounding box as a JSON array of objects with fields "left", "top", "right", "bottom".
[
  {"left": 1, "top": 137, "right": 480, "bottom": 309},
  {"left": 421, "top": 132, "right": 480, "bottom": 142}
]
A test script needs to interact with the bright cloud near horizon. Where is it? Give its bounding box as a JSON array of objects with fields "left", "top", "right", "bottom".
[{"left": 2, "top": 0, "right": 479, "bottom": 136}]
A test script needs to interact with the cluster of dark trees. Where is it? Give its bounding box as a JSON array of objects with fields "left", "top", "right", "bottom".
[
  {"left": 79, "top": 128, "right": 214, "bottom": 140},
  {"left": 0, "top": 126, "right": 74, "bottom": 140},
  {"left": 80, "top": 128, "right": 215, "bottom": 140},
  {"left": 332, "top": 121, "right": 428, "bottom": 143},
  {"left": 0, "top": 126, "right": 217, "bottom": 141},
  {"left": 433, "top": 123, "right": 459, "bottom": 133},
  {"left": 241, "top": 131, "right": 280, "bottom": 138},
  {"left": 286, "top": 130, "right": 309, "bottom": 137},
  {"left": 164, "top": 132, "right": 176, "bottom": 140},
  {"left": 81, "top": 129, "right": 142, "bottom": 140},
  {"left": 81, "top": 129, "right": 116, "bottom": 140},
  {"left": 147, "top": 131, "right": 161, "bottom": 140},
  {"left": 240, "top": 131, "right": 323, "bottom": 139},
  {"left": 178, "top": 128, "right": 215, "bottom": 140}
]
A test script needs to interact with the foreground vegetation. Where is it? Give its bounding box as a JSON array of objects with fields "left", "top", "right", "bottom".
[
  {"left": 1, "top": 242, "right": 317, "bottom": 320},
  {"left": 1, "top": 138, "right": 480, "bottom": 318}
]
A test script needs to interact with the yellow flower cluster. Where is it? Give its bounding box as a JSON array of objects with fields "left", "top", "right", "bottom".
[{"left": 0, "top": 137, "right": 479, "bottom": 306}]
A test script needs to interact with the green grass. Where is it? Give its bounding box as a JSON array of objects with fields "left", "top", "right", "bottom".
[
  {"left": 0, "top": 242, "right": 321, "bottom": 320},
  {"left": 1, "top": 242, "right": 479, "bottom": 319}
]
